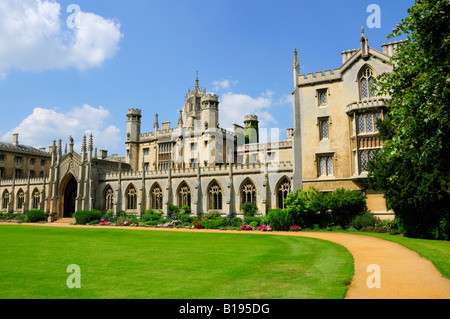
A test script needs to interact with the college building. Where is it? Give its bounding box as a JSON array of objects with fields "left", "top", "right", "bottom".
[{"left": 0, "top": 29, "right": 397, "bottom": 221}]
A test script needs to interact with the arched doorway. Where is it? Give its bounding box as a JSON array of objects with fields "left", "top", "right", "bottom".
[{"left": 62, "top": 174, "right": 78, "bottom": 218}]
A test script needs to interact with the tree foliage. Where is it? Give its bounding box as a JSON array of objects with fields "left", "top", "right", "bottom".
[{"left": 368, "top": 0, "right": 450, "bottom": 239}]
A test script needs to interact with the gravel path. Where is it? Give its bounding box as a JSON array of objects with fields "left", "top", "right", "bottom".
[{"left": 3, "top": 222, "right": 450, "bottom": 299}]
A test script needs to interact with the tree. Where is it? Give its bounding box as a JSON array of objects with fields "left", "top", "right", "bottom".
[{"left": 368, "top": 0, "right": 450, "bottom": 239}]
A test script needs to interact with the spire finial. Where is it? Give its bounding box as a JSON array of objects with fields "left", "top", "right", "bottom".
[
  {"left": 293, "top": 48, "right": 300, "bottom": 72},
  {"left": 195, "top": 71, "right": 199, "bottom": 89},
  {"left": 177, "top": 109, "right": 183, "bottom": 127},
  {"left": 360, "top": 27, "right": 369, "bottom": 58},
  {"left": 154, "top": 113, "right": 159, "bottom": 130}
]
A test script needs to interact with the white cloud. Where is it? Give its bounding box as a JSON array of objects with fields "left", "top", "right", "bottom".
[
  {"left": 219, "top": 90, "right": 279, "bottom": 130},
  {"left": 1, "top": 104, "right": 122, "bottom": 153},
  {"left": 0, "top": 0, "right": 122, "bottom": 77},
  {"left": 212, "top": 79, "right": 238, "bottom": 91}
]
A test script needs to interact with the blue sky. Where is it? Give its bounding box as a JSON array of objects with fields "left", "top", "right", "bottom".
[{"left": 0, "top": 0, "right": 414, "bottom": 156}]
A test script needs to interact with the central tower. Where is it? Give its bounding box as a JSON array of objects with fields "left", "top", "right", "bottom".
[{"left": 183, "top": 74, "right": 207, "bottom": 128}]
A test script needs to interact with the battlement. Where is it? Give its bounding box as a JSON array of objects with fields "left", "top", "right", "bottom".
[
  {"left": 100, "top": 161, "right": 294, "bottom": 181},
  {"left": 201, "top": 93, "right": 219, "bottom": 101},
  {"left": 127, "top": 108, "right": 142, "bottom": 115},
  {"left": 381, "top": 40, "right": 406, "bottom": 57},
  {"left": 244, "top": 115, "right": 258, "bottom": 122},
  {"left": 297, "top": 69, "right": 340, "bottom": 85},
  {"left": 0, "top": 177, "right": 49, "bottom": 186},
  {"left": 341, "top": 49, "right": 358, "bottom": 64}
]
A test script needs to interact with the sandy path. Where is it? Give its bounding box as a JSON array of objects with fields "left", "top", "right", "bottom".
[{"left": 2, "top": 222, "right": 450, "bottom": 299}]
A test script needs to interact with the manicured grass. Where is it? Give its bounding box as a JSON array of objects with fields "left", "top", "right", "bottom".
[
  {"left": 344, "top": 231, "right": 450, "bottom": 279},
  {"left": 0, "top": 225, "right": 353, "bottom": 299}
]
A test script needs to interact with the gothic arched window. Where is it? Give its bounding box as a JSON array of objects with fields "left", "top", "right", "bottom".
[
  {"left": 32, "top": 189, "right": 40, "bottom": 209},
  {"left": 360, "top": 67, "right": 376, "bottom": 99},
  {"left": 241, "top": 179, "right": 257, "bottom": 206},
  {"left": 2, "top": 190, "right": 9, "bottom": 210},
  {"left": 208, "top": 181, "right": 223, "bottom": 211},
  {"left": 126, "top": 185, "right": 137, "bottom": 210},
  {"left": 17, "top": 190, "right": 24, "bottom": 210},
  {"left": 151, "top": 183, "right": 163, "bottom": 210},
  {"left": 178, "top": 182, "right": 191, "bottom": 208},
  {"left": 105, "top": 186, "right": 114, "bottom": 212},
  {"left": 277, "top": 177, "right": 291, "bottom": 209}
]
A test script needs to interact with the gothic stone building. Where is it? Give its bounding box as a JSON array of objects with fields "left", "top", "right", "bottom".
[
  {"left": 0, "top": 30, "right": 397, "bottom": 221},
  {"left": 292, "top": 29, "right": 401, "bottom": 219}
]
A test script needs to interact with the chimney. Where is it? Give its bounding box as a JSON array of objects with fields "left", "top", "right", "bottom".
[{"left": 12, "top": 133, "right": 19, "bottom": 146}]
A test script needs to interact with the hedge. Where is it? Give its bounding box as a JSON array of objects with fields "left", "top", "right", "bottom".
[
  {"left": 73, "top": 210, "right": 102, "bottom": 225},
  {"left": 25, "top": 210, "right": 46, "bottom": 223},
  {"left": 267, "top": 209, "right": 294, "bottom": 231}
]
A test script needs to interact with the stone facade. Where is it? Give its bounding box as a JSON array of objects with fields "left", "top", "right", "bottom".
[
  {"left": 0, "top": 30, "right": 397, "bottom": 221},
  {"left": 0, "top": 77, "right": 293, "bottom": 220},
  {"left": 292, "top": 29, "right": 400, "bottom": 219}
]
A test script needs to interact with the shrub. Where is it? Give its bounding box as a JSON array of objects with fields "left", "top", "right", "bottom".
[
  {"left": 103, "top": 210, "right": 114, "bottom": 220},
  {"left": 201, "top": 219, "right": 226, "bottom": 229},
  {"left": 180, "top": 205, "right": 191, "bottom": 214},
  {"left": 244, "top": 216, "right": 262, "bottom": 226},
  {"left": 25, "top": 210, "right": 46, "bottom": 223},
  {"left": 203, "top": 211, "right": 221, "bottom": 220},
  {"left": 241, "top": 202, "right": 258, "bottom": 217},
  {"left": 13, "top": 213, "right": 26, "bottom": 222},
  {"left": 328, "top": 188, "right": 367, "bottom": 227},
  {"left": 249, "top": 221, "right": 258, "bottom": 228},
  {"left": 267, "top": 209, "right": 294, "bottom": 231},
  {"left": 141, "top": 211, "right": 162, "bottom": 222},
  {"left": 178, "top": 214, "right": 193, "bottom": 224},
  {"left": 170, "top": 205, "right": 179, "bottom": 214},
  {"left": 73, "top": 210, "right": 102, "bottom": 225},
  {"left": 226, "top": 217, "right": 243, "bottom": 227},
  {"left": 350, "top": 211, "right": 378, "bottom": 230},
  {"left": 284, "top": 187, "right": 329, "bottom": 228}
]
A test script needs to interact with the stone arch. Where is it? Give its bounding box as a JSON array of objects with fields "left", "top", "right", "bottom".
[
  {"left": 176, "top": 181, "right": 191, "bottom": 209},
  {"left": 149, "top": 182, "right": 163, "bottom": 211},
  {"left": 103, "top": 184, "right": 114, "bottom": 212},
  {"left": 275, "top": 176, "right": 292, "bottom": 209},
  {"left": 59, "top": 173, "right": 78, "bottom": 218},
  {"left": 207, "top": 179, "right": 223, "bottom": 211},
  {"left": 16, "top": 188, "right": 25, "bottom": 210},
  {"left": 239, "top": 177, "right": 257, "bottom": 207},
  {"left": 357, "top": 64, "right": 377, "bottom": 100},
  {"left": 31, "top": 187, "right": 41, "bottom": 210},
  {"left": 124, "top": 183, "right": 138, "bottom": 211},
  {"left": 2, "top": 189, "right": 10, "bottom": 211}
]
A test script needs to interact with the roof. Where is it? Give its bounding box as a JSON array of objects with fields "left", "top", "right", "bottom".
[{"left": 0, "top": 142, "right": 51, "bottom": 157}]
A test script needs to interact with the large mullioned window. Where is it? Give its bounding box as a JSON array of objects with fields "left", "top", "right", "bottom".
[
  {"left": 208, "top": 181, "right": 223, "bottom": 211},
  {"left": 360, "top": 67, "right": 376, "bottom": 99},
  {"left": 151, "top": 184, "right": 163, "bottom": 210}
]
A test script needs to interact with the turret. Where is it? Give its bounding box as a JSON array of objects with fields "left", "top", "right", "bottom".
[
  {"left": 200, "top": 94, "right": 219, "bottom": 130},
  {"left": 244, "top": 115, "right": 259, "bottom": 144},
  {"left": 126, "top": 108, "right": 142, "bottom": 142},
  {"left": 126, "top": 108, "right": 142, "bottom": 171}
]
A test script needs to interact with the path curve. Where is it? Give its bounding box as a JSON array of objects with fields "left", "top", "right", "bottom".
[
  {"left": 3, "top": 222, "right": 450, "bottom": 299},
  {"left": 288, "top": 231, "right": 450, "bottom": 299}
]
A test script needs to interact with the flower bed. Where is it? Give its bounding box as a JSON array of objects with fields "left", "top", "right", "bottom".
[{"left": 257, "top": 224, "right": 272, "bottom": 231}]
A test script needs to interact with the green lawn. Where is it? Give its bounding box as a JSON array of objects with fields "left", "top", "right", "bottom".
[
  {"left": 345, "top": 231, "right": 450, "bottom": 279},
  {"left": 0, "top": 225, "right": 353, "bottom": 299}
]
